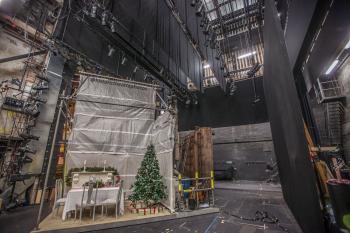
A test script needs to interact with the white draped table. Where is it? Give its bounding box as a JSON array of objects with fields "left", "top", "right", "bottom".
[{"left": 62, "top": 187, "right": 124, "bottom": 220}]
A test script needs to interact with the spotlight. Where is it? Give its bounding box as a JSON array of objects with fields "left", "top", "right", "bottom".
[
  {"left": 110, "top": 22, "right": 116, "bottom": 33},
  {"left": 11, "top": 78, "right": 21, "bottom": 87},
  {"left": 101, "top": 12, "right": 108, "bottom": 26},
  {"left": 19, "top": 133, "right": 40, "bottom": 140},
  {"left": 24, "top": 102, "right": 40, "bottom": 117},
  {"left": 195, "top": 3, "right": 204, "bottom": 17},
  {"left": 133, "top": 66, "right": 138, "bottom": 73},
  {"left": 215, "top": 50, "right": 222, "bottom": 60},
  {"left": 144, "top": 74, "right": 153, "bottom": 82},
  {"left": 18, "top": 146, "right": 36, "bottom": 154},
  {"left": 107, "top": 45, "right": 115, "bottom": 57},
  {"left": 29, "top": 95, "right": 47, "bottom": 104},
  {"left": 229, "top": 81, "right": 237, "bottom": 96},
  {"left": 36, "top": 74, "right": 49, "bottom": 82},
  {"left": 32, "top": 82, "right": 48, "bottom": 91},
  {"left": 121, "top": 55, "right": 127, "bottom": 65},
  {"left": 253, "top": 97, "right": 261, "bottom": 103},
  {"left": 203, "top": 24, "right": 210, "bottom": 35},
  {"left": 247, "top": 63, "right": 262, "bottom": 78},
  {"left": 91, "top": 5, "right": 97, "bottom": 18},
  {"left": 190, "top": 0, "right": 198, "bottom": 7}
]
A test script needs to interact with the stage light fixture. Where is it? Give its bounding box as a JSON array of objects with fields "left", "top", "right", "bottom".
[
  {"left": 110, "top": 22, "right": 116, "bottom": 33},
  {"left": 121, "top": 56, "right": 127, "bottom": 65},
  {"left": 215, "top": 50, "right": 222, "bottom": 60},
  {"left": 32, "top": 82, "right": 48, "bottom": 91},
  {"left": 107, "top": 45, "right": 115, "bottom": 57},
  {"left": 190, "top": 0, "right": 198, "bottom": 7},
  {"left": 203, "top": 24, "right": 210, "bottom": 35},
  {"left": 11, "top": 78, "right": 21, "bottom": 87},
  {"left": 229, "top": 81, "right": 237, "bottom": 96},
  {"left": 91, "top": 5, "right": 97, "bottom": 18},
  {"left": 247, "top": 63, "right": 262, "bottom": 78},
  {"left": 203, "top": 63, "right": 210, "bottom": 69},
  {"left": 253, "top": 97, "right": 261, "bottom": 103},
  {"left": 101, "top": 12, "right": 108, "bottom": 25},
  {"left": 195, "top": 3, "right": 203, "bottom": 17}
]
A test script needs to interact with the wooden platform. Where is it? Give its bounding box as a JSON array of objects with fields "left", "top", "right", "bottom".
[{"left": 32, "top": 207, "right": 219, "bottom": 233}]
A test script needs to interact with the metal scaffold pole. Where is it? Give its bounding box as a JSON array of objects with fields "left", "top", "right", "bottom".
[{"left": 35, "top": 96, "right": 64, "bottom": 229}]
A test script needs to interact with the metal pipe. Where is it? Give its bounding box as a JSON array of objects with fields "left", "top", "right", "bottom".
[
  {"left": 0, "top": 50, "right": 47, "bottom": 64},
  {"left": 35, "top": 95, "right": 64, "bottom": 229}
]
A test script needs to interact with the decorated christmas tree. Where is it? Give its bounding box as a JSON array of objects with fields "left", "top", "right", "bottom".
[{"left": 129, "top": 144, "right": 167, "bottom": 207}]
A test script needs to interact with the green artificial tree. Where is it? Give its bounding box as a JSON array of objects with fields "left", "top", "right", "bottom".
[{"left": 129, "top": 144, "right": 167, "bottom": 207}]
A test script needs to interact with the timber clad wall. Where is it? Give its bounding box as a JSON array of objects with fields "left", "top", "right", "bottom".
[{"left": 179, "top": 128, "right": 214, "bottom": 178}]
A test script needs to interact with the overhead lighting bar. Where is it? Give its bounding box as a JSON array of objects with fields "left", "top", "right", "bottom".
[
  {"left": 238, "top": 51, "right": 256, "bottom": 59},
  {"left": 325, "top": 59, "right": 339, "bottom": 75}
]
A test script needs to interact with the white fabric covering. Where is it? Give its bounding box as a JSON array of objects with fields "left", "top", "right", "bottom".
[{"left": 66, "top": 75, "right": 174, "bottom": 211}]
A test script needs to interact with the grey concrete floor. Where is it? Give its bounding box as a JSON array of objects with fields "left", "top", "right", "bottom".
[
  {"left": 94, "top": 188, "right": 302, "bottom": 233},
  {"left": 0, "top": 187, "right": 302, "bottom": 233}
]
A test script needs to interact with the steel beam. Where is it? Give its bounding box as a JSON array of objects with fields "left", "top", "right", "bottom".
[{"left": 0, "top": 50, "right": 47, "bottom": 64}]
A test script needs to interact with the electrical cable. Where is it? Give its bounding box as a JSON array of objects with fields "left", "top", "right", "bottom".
[{"left": 222, "top": 209, "right": 289, "bottom": 232}]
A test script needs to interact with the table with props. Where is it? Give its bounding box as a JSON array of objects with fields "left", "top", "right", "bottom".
[{"left": 62, "top": 187, "right": 124, "bottom": 220}]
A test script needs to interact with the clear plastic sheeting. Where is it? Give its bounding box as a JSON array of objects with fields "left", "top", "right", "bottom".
[{"left": 66, "top": 74, "right": 175, "bottom": 211}]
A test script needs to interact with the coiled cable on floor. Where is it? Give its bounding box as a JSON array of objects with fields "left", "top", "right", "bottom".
[{"left": 223, "top": 210, "right": 289, "bottom": 232}]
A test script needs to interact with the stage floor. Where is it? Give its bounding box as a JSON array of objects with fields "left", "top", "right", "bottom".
[
  {"left": 1, "top": 183, "right": 303, "bottom": 233},
  {"left": 35, "top": 206, "right": 172, "bottom": 232}
]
